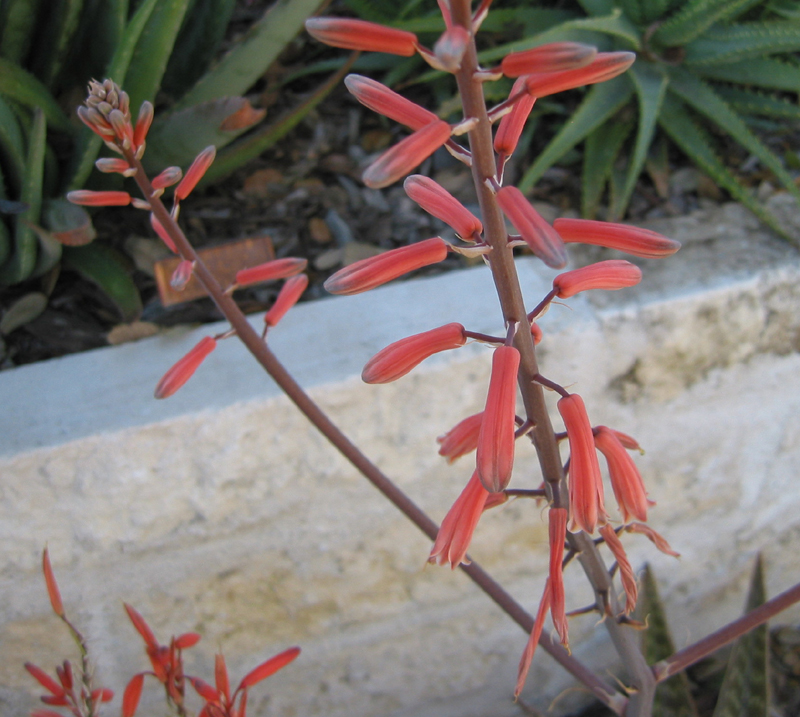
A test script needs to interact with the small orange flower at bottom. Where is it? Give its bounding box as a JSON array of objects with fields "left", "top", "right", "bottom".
[
  {"left": 429, "top": 471, "right": 490, "bottom": 569},
  {"left": 548, "top": 507, "right": 569, "bottom": 647},
  {"left": 515, "top": 579, "right": 552, "bottom": 699},
  {"left": 437, "top": 411, "right": 484, "bottom": 463},
  {"left": 154, "top": 337, "right": 217, "bottom": 399}
]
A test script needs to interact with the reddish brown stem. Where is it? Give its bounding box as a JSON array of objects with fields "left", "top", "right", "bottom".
[{"left": 653, "top": 579, "right": 800, "bottom": 682}]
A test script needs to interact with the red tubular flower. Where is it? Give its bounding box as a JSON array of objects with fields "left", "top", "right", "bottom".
[
  {"left": 305, "top": 17, "right": 418, "bottom": 56},
  {"left": 515, "top": 579, "right": 552, "bottom": 698},
  {"left": 25, "top": 664, "right": 64, "bottom": 696},
  {"left": 67, "top": 190, "right": 131, "bottom": 207},
  {"left": 429, "top": 471, "right": 490, "bottom": 568},
  {"left": 42, "top": 548, "right": 64, "bottom": 617},
  {"left": 133, "top": 101, "right": 154, "bottom": 151},
  {"left": 235, "top": 257, "right": 307, "bottom": 287},
  {"left": 324, "top": 236, "right": 449, "bottom": 295},
  {"left": 497, "top": 186, "right": 567, "bottom": 269},
  {"left": 265, "top": 274, "right": 309, "bottom": 328},
  {"left": 362, "top": 323, "right": 466, "bottom": 384},
  {"left": 437, "top": 412, "right": 483, "bottom": 463},
  {"left": 594, "top": 426, "right": 651, "bottom": 523},
  {"left": 154, "top": 336, "right": 217, "bottom": 399},
  {"left": 150, "top": 213, "right": 177, "bottom": 253},
  {"left": 501, "top": 42, "right": 597, "bottom": 77},
  {"left": 625, "top": 522, "right": 680, "bottom": 557},
  {"left": 433, "top": 24, "right": 470, "bottom": 72},
  {"left": 95, "top": 158, "right": 133, "bottom": 174},
  {"left": 152, "top": 166, "right": 183, "bottom": 190},
  {"left": 363, "top": 120, "right": 452, "bottom": 189},
  {"left": 600, "top": 525, "right": 638, "bottom": 614},
  {"left": 344, "top": 75, "right": 438, "bottom": 131},
  {"left": 558, "top": 393, "right": 606, "bottom": 534},
  {"left": 122, "top": 674, "right": 145, "bottom": 717},
  {"left": 476, "top": 346, "right": 520, "bottom": 493},
  {"left": 404, "top": 175, "right": 482, "bottom": 240},
  {"left": 553, "top": 218, "right": 681, "bottom": 258},
  {"left": 239, "top": 647, "right": 301, "bottom": 688},
  {"left": 524, "top": 51, "right": 636, "bottom": 97},
  {"left": 549, "top": 507, "right": 569, "bottom": 647},
  {"left": 494, "top": 78, "right": 536, "bottom": 158},
  {"left": 553, "top": 259, "right": 642, "bottom": 298},
  {"left": 175, "top": 146, "right": 216, "bottom": 201}
]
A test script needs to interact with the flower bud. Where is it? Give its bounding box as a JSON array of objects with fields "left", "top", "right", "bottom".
[
  {"left": 154, "top": 337, "right": 217, "bottom": 399},
  {"left": 497, "top": 186, "right": 567, "bottom": 268},
  {"left": 437, "top": 412, "right": 483, "bottom": 463},
  {"left": 525, "top": 52, "right": 635, "bottom": 98},
  {"left": 345, "top": 75, "right": 439, "bottom": 131},
  {"left": 553, "top": 218, "right": 681, "bottom": 258},
  {"left": 552, "top": 260, "right": 642, "bottom": 298},
  {"left": 305, "top": 17, "right": 418, "bottom": 56},
  {"left": 235, "top": 258, "right": 307, "bottom": 287},
  {"left": 152, "top": 166, "right": 183, "bottom": 190},
  {"left": 265, "top": 274, "right": 309, "bottom": 328},
  {"left": 501, "top": 42, "right": 596, "bottom": 77},
  {"left": 67, "top": 190, "right": 131, "bottom": 207},
  {"left": 433, "top": 24, "right": 470, "bottom": 72},
  {"left": 404, "top": 175, "right": 482, "bottom": 240},
  {"left": 494, "top": 78, "right": 536, "bottom": 158},
  {"left": 175, "top": 146, "right": 216, "bottom": 201}
]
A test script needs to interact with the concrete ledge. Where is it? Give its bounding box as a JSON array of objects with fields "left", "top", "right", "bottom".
[{"left": 2, "top": 200, "right": 800, "bottom": 716}]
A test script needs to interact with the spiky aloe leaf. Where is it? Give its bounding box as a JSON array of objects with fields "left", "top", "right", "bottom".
[
  {"left": 684, "top": 22, "right": 800, "bottom": 66},
  {"left": 638, "top": 565, "right": 700, "bottom": 717},
  {"left": 61, "top": 244, "right": 142, "bottom": 322},
  {"left": 0, "top": 60, "right": 70, "bottom": 133},
  {"left": 123, "top": 0, "right": 192, "bottom": 114},
  {"left": 175, "top": 0, "right": 326, "bottom": 110},
  {"left": 143, "top": 97, "right": 265, "bottom": 170},
  {"left": 518, "top": 74, "right": 634, "bottom": 193},
  {"left": 0, "top": 0, "right": 43, "bottom": 64},
  {"left": 767, "top": 0, "right": 800, "bottom": 19},
  {"left": 658, "top": 93, "right": 795, "bottom": 246},
  {"left": 67, "top": 0, "right": 161, "bottom": 190},
  {"left": 668, "top": 68, "right": 800, "bottom": 209},
  {"left": 0, "top": 94, "right": 26, "bottom": 192},
  {"left": 582, "top": 117, "right": 633, "bottom": 218},
  {"left": 618, "top": 60, "right": 669, "bottom": 219},
  {"left": 715, "top": 86, "right": 800, "bottom": 120},
  {"left": 696, "top": 57, "right": 800, "bottom": 92},
  {"left": 653, "top": 0, "right": 758, "bottom": 47},
  {"left": 711, "top": 556, "right": 769, "bottom": 717},
  {"left": 640, "top": 0, "right": 675, "bottom": 24},
  {"left": 0, "top": 108, "right": 45, "bottom": 285}
]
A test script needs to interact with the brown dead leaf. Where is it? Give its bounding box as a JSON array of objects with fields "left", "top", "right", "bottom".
[{"left": 107, "top": 321, "right": 160, "bottom": 345}]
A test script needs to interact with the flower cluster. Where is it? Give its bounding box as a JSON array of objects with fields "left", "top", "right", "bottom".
[{"left": 307, "top": 2, "right": 680, "bottom": 697}]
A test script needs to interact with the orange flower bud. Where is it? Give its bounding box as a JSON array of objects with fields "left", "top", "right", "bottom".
[
  {"left": 553, "top": 218, "right": 681, "bottom": 258},
  {"left": 240, "top": 647, "right": 301, "bottom": 688},
  {"left": 122, "top": 674, "right": 144, "bottom": 717},
  {"left": 429, "top": 471, "right": 489, "bottom": 569},
  {"left": 95, "top": 158, "right": 133, "bottom": 174},
  {"left": 235, "top": 257, "right": 307, "bottom": 287},
  {"left": 476, "top": 346, "right": 520, "bottom": 493},
  {"left": 600, "top": 525, "right": 638, "bottom": 614},
  {"left": 553, "top": 260, "right": 642, "bottom": 298},
  {"left": 525, "top": 51, "right": 635, "bottom": 98},
  {"left": 558, "top": 393, "right": 606, "bottom": 534},
  {"left": 150, "top": 213, "right": 177, "bottom": 253},
  {"left": 42, "top": 549, "right": 64, "bottom": 618},
  {"left": 515, "top": 579, "right": 552, "bottom": 698},
  {"left": 362, "top": 323, "right": 466, "bottom": 384},
  {"left": 170, "top": 260, "right": 194, "bottom": 291},
  {"left": 344, "top": 75, "right": 439, "bottom": 131},
  {"left": 433, "top": 24, "right": 470, "bottom": 72},
  {"left": 404, "top": 175, "right": 482, "bottom": 240},
  {"left": 175, "top": 146, "right": 216, "bottom": 201},
  {"left": 305, "top": 17, "right": 418, "bottom": 56},
  {"left": 324, "top": 236, "right": 448, "bottom": 295},
  {"left": 151, "top": 166, "right": 183, "bottom": 190},
  {"left": 133, "top": 101, "right": 154, "bottom": 151},
  {"left": 531, "top": 321, "right": 543, "bottom": 345},
  {"left": 215, "top": 654, "right": 230, "bottom": 702},
  {"left": 265, "top": 274, "right": 308, "bottom": 327},
  {"left": 154, "top": 337, "right": 217, "bottom": 399},
  {"left": 549, "top": 507, "right": 569, "bottom": 646},
  {"left": 502, "top": 42, "right": 596, "bottom": 77},
  {"left": 363, "top": 120, "right": 452, "bottom": 189},
  {"left": 437, "top": 412, "right": 483, "bottom": 463},
  {"left": 594, "top": 426, "right": 650, "bottom": 523},
  {"left": 67, "top": 190, "right": 131, "bottom": 207},
  {"left": 497, "top": 186, "right": 567, "bottom": 268},
  {"left": 494, "top": 78, "right": 536, "bottom": 157}
]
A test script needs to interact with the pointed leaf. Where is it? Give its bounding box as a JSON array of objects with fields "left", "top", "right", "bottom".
[
  {"left": 684, "top": 22, "right": 800, "bottom": 66},
  {"left": 0, "top": 59, "right": 70, "bottom": 132},
  {"left": 32, "top": 0, "right": 85, "bottom": 88},
  {"left": 653, "top": 0, "right": 757, "bottom": 47},
  {"left": 669, "top": 68, "right": 800, "bottom": 208},
  {"left": 658, "top": 93, "right": 796, "bottom": 246},
  {"left": 0, "top": 94, "right": 25, "bottom": 192},
  {"left": 518, "top": 74, "right": 633, "bottom": 193},
  {"left": 715, "top": 86, "right": 800, "bottom": 121},
  {"left": 0, "top": 0, "right": 43, "bottom": 64},
  {"left": 61, "top": 244, "right": 142, "bottom": 322},
  {"left": 581, "top": 117, "right": 633, "bottom": 218},
  {"left": 696, "top": 57, "right": 800, "bottom": 92},
  {"left": 175, "top": 0, "right": 326, "bottom": 110}
]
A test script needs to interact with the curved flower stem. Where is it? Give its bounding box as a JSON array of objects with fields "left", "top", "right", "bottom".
[
  {"left": 123, "top": 151, "right": 623, "bottom": 713},
  {"left": 448, "top": 1, "right": 654, "bottom": 713}
]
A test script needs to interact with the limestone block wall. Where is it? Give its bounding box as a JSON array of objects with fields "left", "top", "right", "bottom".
[{"left": 1, "top": 200, "right": 799, "bottom": 716}]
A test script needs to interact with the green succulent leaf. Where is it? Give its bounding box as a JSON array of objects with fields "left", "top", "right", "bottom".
[
  {"left": 0, "top": 59, "right": 70, "bottom": 133},
  {"left": 653, "top": 0, "right": 757, "bottom": 47},
  {"left": 61, "top": 243, "right": 142, "bottom": 322},
  {"left": 0, "top": 0, "right": 43, "bottom": 64},
  {"left": 658, "top": 93, "right": 795, "bottom": 246},
  {"left": 668, "top": 68, "right": 800, "bottom": 208},
  {"left": 123, "top": 0, "right": 192, "bottom": 114},
  {"left": 696, "top": 56, "right": 800, "bottom": 92},
  {"left": 0, "top": 94, "right": 26, "bottom": 193},
  {"left": 518, "top": 74, "right": 634, "bottom": 193},
  {"left": 67, "top": 0, "right": 161, "bottom": 190},
  {"left": 617, "top": 0, "right": 644, "bottom": 26},
  {"left": 32, "top": 0, "right": 85, "bottom": 88},
  {"left": 144, "top": 97, "right": 266, "bottom": 170},
  {"left": 715, "top": 86, "right": 800, "bottom": 120},
  {"left": 684, "top": 21, "right": 800, "bottom": 66},
  {"left": 618, "top": 60, "right": 669, "bottom": 219},
  {"left": 711, "top": 556, "right": 768, "bottom": 717},
  {"left": 582, "top": 117, "right": 633, "bottom": 218},
  {"left": 577, "top": 0, "right": 615, "bottom": 16},
  {"left": 0, "top": 215, "right": 9, "bottom": 267},
  {"left": 639, "top": 0, "right": 676, "bottom": 25},
  {"left": 0, "top": 108, "right": 46, "bottom": 285},
  {"left": 175, "top": 0, "right": 326, "bottom": 110},
  {"left": 766, "top": 0, "right": 800, "bottom": 20}
]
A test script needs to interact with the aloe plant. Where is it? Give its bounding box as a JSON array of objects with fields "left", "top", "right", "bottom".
[
  {"left": 0, "top": 0, "right": 327, "bottom": 320},
  {"left": 475, "top": 0, "right": 800, "bottom": 244}
]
